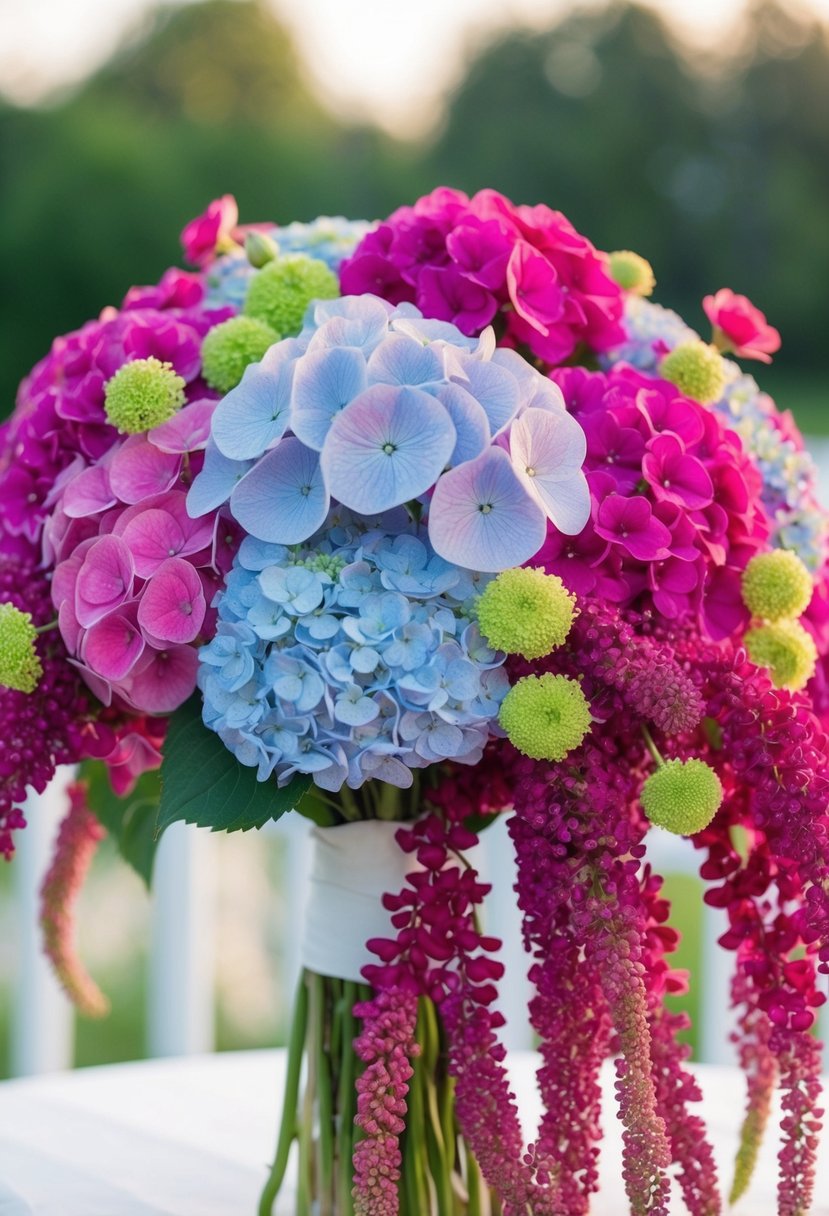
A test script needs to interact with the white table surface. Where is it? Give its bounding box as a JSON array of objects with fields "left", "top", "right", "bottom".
[{"left": 0, "top": 1051, "right": 826, "bottom": 1214}]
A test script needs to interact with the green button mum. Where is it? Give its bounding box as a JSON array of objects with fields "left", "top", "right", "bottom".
[
  {"left": 244, "top": 254, "right": 339, "bottom": 337},
  {"left": 659, "top": 340, "right": 726, "bottom": 404},
  {"left": 641, "top": 757, "right": 723, "bottom": 836},
  {"left": 745, "top": 619, "right": 817, "bottom": 691},
  {"left": 499, "top": 673, "right": 591, "bottom": 761},
  {"left": 0, "top": 603, "right": 42, "bottom": 693},
  {"left": 104, "top": 357, "right": 186, "bottom": 434},
  {"left": 741, "top": 549, "right": 813, "bottom": 622},
  {"left": 476, "top": 566, "right": 576, "bottom": 660},
  {"left": 201, "top": 316, "right": 280, "bottom": 393}
]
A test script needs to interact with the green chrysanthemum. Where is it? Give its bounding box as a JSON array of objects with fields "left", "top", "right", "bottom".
[
  {"left": 659, "top": 340, "right": 726, "bottom": 405},
  {"left": 0, "top": 603, "right": 42, "bottom": 693},
  {"left": 476, "top": 567, "right": 576, "bottom": 660},
  {"left": 499, "top": 673, "right": 591, "bottom": 761},
  {"left": 741, "top": 549, "right": 813, "bottom": 622},
  {"left": 608, "top": 250, "right": 656, "bottom": 297},
  {"left": 640, "top": 757, "right": 723, "bottom": 836},
  {"left": 201, "top": 316, "right": 280, "bottom": 393},
  {"left": 244, "top": 254, "right": 339, "bottom": 336},
  {"left": 104, "top": 357, "right": 186, "bottom": 434},
  {"left": 744, "top": 619, "right": 817, "bottom": 691}
]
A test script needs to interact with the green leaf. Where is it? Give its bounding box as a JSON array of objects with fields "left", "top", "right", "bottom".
[
  {"left": 81, "top": 759, "right": 162, "bottom": 887},
  {"left": 157, "top": 695, "right": 310, "bottom": 836}
]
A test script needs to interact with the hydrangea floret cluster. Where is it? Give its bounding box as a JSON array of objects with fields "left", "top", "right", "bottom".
[
  {"left": 198, "top": 515, "right": 509, "bottom": 791},
  {"left": 191, "top": 295, "right": 591, "bottom": 571}
]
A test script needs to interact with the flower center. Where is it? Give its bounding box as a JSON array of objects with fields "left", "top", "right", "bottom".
[
  {"left": 478, "top": 503, "right": 493, "bottom": 514},
  {"left": 382, "top": 442, "right": 396, "bottom": 456},
  {"left": 525, "top": 465, "right": 536, "bottom": 478}
]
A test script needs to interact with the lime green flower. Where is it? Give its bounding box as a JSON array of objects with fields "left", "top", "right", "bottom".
[
  {"left": 641, "top": 757, "right": 723, "bottom": 835},
  {"left": 499, "top": 673, "right": 591, "bottom": 761},
  {"left": 476, "top": 566, "right": 576, "bottom": 660},
  {"left": 244, "top": 254, "right": 339, "bottom": 336},
  {"left": 201, "top": 316, "right": 280, "bottom": 392},
  {"left": 659, "top": 340, "right": 726, "bottom": 404},
  {"left": 104, "top": 357, "right": 186, "bottom": 434},
  {"left": 0, "top": 603, "right": 42, "bottom": 693},
  {"left": 244, "top": 230, "right": 279, "bottom": 268},
  {"left": 741, "top": 549, "right": 813, "bottom": 622},
  {"left": 608, "top": 250, "right": 656, "bottom": 297},
  {"left": 745, "top": 619, "right": 817, "bottom": 691}
]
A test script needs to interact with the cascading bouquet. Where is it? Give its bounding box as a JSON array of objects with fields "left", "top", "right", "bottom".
[{"left": 3, "top": 186, "right": 829, "bottom": 1215}]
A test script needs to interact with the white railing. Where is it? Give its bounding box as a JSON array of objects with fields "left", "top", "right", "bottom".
[{"left": 9, "top": 440, "right": 829, "bottom": 1076}]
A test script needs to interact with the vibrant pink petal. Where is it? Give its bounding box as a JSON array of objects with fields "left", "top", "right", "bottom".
[
  {"left": 121, "top": 644, "right": 200, "bottom": 713},
  {"left": 62, "top": 466, "right": 117, "bottom": 518},
  {"left": 137, "top": 557, "right": 206, "bottom": 644},
  {"left": 121, "top": 509, "right": 186, "bottom": 579},
  {"left": 75, "top": 535, "right": 135, "bottom": 627},
  {"left": 83, "top": 606, "right": 146, "bottom": 681},
  {"left": 109, "top": 436, "right": 182, "bottom": 504},
  {"left": 149, "top": 398, "right": 216, "bottom": 453}
]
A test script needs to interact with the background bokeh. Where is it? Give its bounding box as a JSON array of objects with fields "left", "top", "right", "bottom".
[{"left": 1, "top": 0, "right": 827, "bottom": 1075}]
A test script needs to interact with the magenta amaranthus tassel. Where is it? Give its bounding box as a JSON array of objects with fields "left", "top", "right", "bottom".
[
  {"left": 352, "top": 987, "right": 419, "bottom": 1216},
  {"left": 39, "top": 779, "right": 109, "bottom": 1018}
]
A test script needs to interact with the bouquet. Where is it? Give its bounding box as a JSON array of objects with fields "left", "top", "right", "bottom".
[{"left": 4, "top": 186, "right": 829, "bottom": 1216}]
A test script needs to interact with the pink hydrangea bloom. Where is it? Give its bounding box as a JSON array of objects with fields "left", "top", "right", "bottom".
[
  {"left": 703, "top": 288, "right": 781, "bottom": 363},
  {"left": 340, "top": 188, "right": 625, "bottom": 366}
]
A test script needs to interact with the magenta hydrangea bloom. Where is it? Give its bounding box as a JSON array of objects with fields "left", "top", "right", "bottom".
[{"left": 340, "top": 188, "right": 625, "bottom": 366}]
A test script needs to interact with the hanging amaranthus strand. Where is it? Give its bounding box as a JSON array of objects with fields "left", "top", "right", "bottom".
[{"left": 39, "top": 779, "right": 109, "bottom": 1018}]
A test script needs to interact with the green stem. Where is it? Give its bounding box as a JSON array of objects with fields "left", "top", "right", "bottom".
[
  {"left": 34, "top": 618, "right": 58, "bottom": 635},
  {"left": 641, "top": 723, "right": 664, "bottom": 768},
  {"left": 314, "top": 974, "right": 335, "bottom": 1215},
  {"left": 297, "top": 973, "right": 316, "bottom": 1216},
  {"left": 258, "top": 974, "right": 309, "bottom": 1216}
]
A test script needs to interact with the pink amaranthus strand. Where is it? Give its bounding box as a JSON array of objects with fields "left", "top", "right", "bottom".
[
  {"left": 351, "top": 986, "right": 419, "bottom": 1216},
  {"left": 729, "top": 971, "right": 778, "bottom": 1205},
  {"left": 773, "top": 1026, "right": 824, "bottom": 1216},
  {"left": 363, "top": 810, "right": 555, "bottom": 1213},
  {"left": 39, "top": 779, "right": 109, "bottom": 1018}
]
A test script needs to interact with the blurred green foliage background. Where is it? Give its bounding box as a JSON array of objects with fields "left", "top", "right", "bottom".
[
  {"left": 1, "top": 0, "right": 827, "bottom": 428},
  {"left": 0, "top": 0, "right": 827, "bottom": 1073}
]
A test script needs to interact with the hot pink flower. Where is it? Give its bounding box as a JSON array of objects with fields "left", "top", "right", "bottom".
[
  {"left": 703, "top": 288, "right": 781, "bottom": 363},
  {"left": 180, "top": 195, "right": 239, "bottom": 267}
]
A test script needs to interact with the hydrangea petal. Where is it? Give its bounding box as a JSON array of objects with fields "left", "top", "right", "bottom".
[
  {"left": 291, "top": 346, "right": 367, "bottom": 450},
  {"left": 75, "top": 535, "right": 135, "bottom": 627},
  {"left": 121, "top": 643, "right": 200, "bottom": 713},
  {"left": 321, "top": 385, "right": 456, "bottom": 515},
  {"left": 211, "top": 356, "right": 293, "bottom": 460},
  {"left": 108, "top": 436, "right": 181, "bottom": 504},
  {"left": 137, "top": 556, "right": 207, "bottom": 644},
  {"left": 149, "top": 398, "right": 215, "bottom": 453},
  {"left": 510, "top": 406, "right": 591, "bottom": 534},
  {"left": 367, "top": 334, "right": 444, "bottom": 387},
  {"left": 62, "top": 466, "right": 117, "bottom": 519},
  {"left": 82, "top": 606, "right": 145, "bottom": 681},
  {"left": 432, "top": 384, "right": 490, "bottom": 465},
  {"left": 451, "top": 357, "right": 521, "bottom": 434},
  {"left": 427, "top": 446, "right": 547, "bottom": 571},
  {"left": 186, "top": 442, "right": 253, "bottom": 517},
  {"left": 231, "top": 437, "right": 329, "bottom": 544}
]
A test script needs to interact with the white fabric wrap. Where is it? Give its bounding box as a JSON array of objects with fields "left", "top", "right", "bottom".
[{"left": 300, "top": 820, "right": 419, "bottom": 984}]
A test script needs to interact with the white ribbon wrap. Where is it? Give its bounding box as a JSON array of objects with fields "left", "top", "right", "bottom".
[{"left": 300, "top": 820, "right": 420, "bottom": 984}]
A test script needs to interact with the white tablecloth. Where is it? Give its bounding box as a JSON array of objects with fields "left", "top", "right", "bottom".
[{"left": 0, "top": 1051, "right": 826, "bottom": 1214}]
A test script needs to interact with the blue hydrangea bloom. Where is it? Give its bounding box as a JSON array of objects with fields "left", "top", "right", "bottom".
[
  {"left": 604, "top": 296, "right": 829, "bottom": 570},
  {"left": 204, "top": 217, "right": 374, "bottom": 310},
  {"left": 191, "top": 294, "right": 591, "bottom": 571},
  {"left": 198, "top": 511, "right": 509, "bottom": 792}
]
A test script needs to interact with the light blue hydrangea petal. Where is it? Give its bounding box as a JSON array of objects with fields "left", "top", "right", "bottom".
[
  {"left": 509, "top": 406, "right": 591, "bottom": 534},
  {"left": 187, "top": 441, "right": 253, "bottom": 517},
  {"left": 231, "top": 438, "right": 329, "bottom": 545},
  {"left": 334, "top": 685, "right": 380, "bottom": 726},
  {"left": 291, "top": 346, "right": 368, "bottom": 451},
  {"left": 321, "top": 385, "right": 456, "bottom": 514},
  {"left": 390, "top": 315, "right": 478, "bottom": 349},
  {"left": 211, "top": 357, "right": 294, "bottom": 460},
  {"left": 238, "top": 536, "right": 289, "bottom": 572},
  {"left": 258, "top": 565, "right": 325, "bottom": 615},
  {"left": 427, "top": 446, "right": 547, "bottom": 572},
  {"left": 431, "top": 383, "right": 491, "bottom": 466},
  {"left": 450, "top": 358, "right": 522, "bottom": 435},
  {"left": 367, "top": 334, "right": 444, "bottom": 387}
]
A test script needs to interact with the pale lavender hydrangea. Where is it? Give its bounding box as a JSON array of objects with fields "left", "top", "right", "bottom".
[
  {"left": 190, "top": 295, "right": 591, "bottom": 571},
  {"left": 198, "top": 511, "right": 508, "bottom": 791}
]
